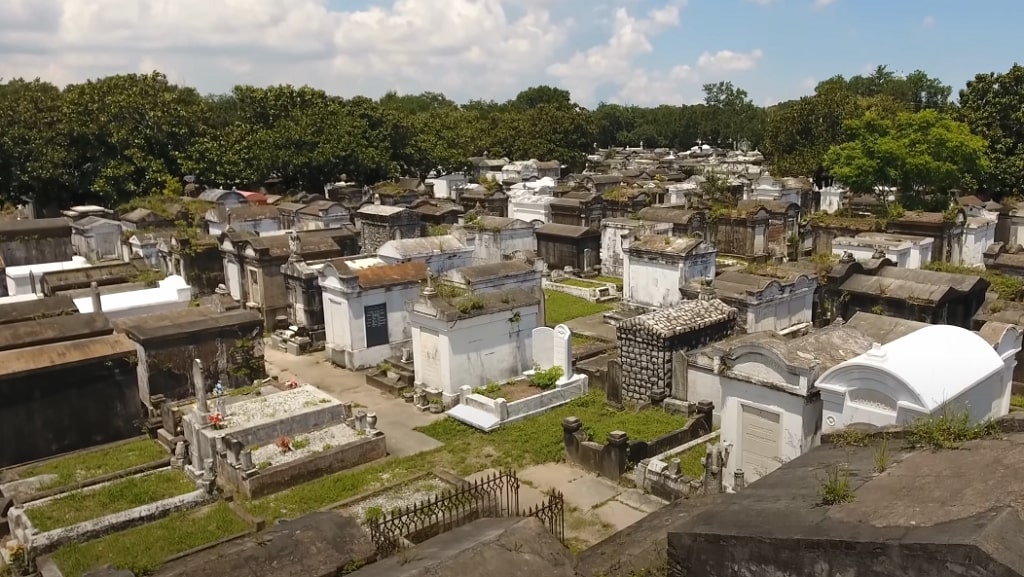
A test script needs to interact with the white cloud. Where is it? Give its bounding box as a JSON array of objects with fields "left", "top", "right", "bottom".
[
  {"left": 697, "top": 49, "right": 764, "bottom": 73},
  {"left": 748, "top": 0, "right": 778, "bottom": 4},
  {"left": 546, "top": 1, "right": 764, "bottom": 105},
  {"left": 814, "top": 0, "right": 835, "bottom": 7},
  {"left": 921, "top": 15, "right": 936, "bottom": 28},
  {"left": 0, "top": 0, "right": 565, "bottom": 101}
]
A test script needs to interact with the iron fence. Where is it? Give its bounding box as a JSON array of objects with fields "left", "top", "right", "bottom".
[{"left": 368, "top": 470, "right": 565, "bottom": 557}]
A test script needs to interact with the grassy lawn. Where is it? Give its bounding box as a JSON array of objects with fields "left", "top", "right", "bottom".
[
  {"left": 1012, "top": 395, "right": 1024, "bottom": 409},
  {"left": 593, "top": 275, "right": 624, "bottom": 289},
  {"left": 544, "top": 290, "right": 613, "bottom": 327},
  {"left": 677, "top": 443, "right": 707, "bottom": 479},
  {"left": 245, "top": 392, "right": 686, "bottom": 523},
  {"left": 52, "top": 501, "right": 250, "bottom": 577},
  {"left": 15, "top": 439, "right": 167, "bottom": 490},
  {"left": 557, "top": 278, "right": 604, "bottom": 289},
  {"left": 27, "top": 470, "right": 196, "bottom": 532}
]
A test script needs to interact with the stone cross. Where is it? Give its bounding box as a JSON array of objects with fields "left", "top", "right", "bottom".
[{"left": 193, "top": 359, "right": 209, "bottom": 415}]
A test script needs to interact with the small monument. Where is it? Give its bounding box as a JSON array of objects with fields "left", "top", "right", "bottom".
[{"left": 288, "top": 230, "right": 302, "bottom": 262}]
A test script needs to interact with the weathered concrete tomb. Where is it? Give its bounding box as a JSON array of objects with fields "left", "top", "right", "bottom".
[
  {"left": 0, "top": 330, "right": 139, "bottom": 467},
  {"left": 150, "top": 512, "right": 373, "bottom": 577},
  {"left": 0, "top": 217, "right": 73, "bottom": 269},
  {"left": 668, "top": 428, "right": 1024, "bottom": 577},
  {"left": 118, "top": 307, "right": 266, "bottom": 409},
  {"left": 353, "top": 517, "right": 576, "bottom": 577},
  {"left": 0, "top": 295, "right": 77, "bottom": 326}
]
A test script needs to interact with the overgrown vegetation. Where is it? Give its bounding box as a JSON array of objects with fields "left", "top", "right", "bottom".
[
  {"left": 829, "top": 428, "right": 872, "bottom": 448},
  {"left": 16, "top": 439, "right": 167, "bottom": 489},
  {"left": 244, "top": 391, "right": 686, "bottom": 522},
  {"left": 905, "top": 409, "right": 999, "bottom": 450},
  {"left": 531, "top": 366, "right": 564, "bottom": 390},
  {"left": 227, "top": 384, "right": 262, "bottom": 397},
  {"left": 455, "top": 295, "right": 484, "bottom": 314},
  {"left": 557, "top": 278, "right": 605, "bottom": 289},
  {"left": 819, "top": 465, "right": 855, "bottom": 506},
  {"left": 923, "top": 261, "right": 1024, "bottom": 301},
  {"left": 472, "top": 382, "right": 503, "bottom": 399},
  {"left": 1012, "top": 395, "right": 1024, "bottom": 409},
  {"left": 52, "top": 501, "right": 249, "bottom": 577},
  {"left": 26, "top": 470, "right": 196, "bottom": 532},
  {"left": 873, "top": 436, "right": 891, "bottom": 473},
  {"left": 544, "top": 290, "right": 613, "bottom": 327},
  {"left": 677, "top": 443, "right": 707, "bottom": 479}
]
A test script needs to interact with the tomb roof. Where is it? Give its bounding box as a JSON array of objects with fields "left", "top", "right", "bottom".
[
  {"left": 818, "top": 324, "right": 1003, "bottom": 413},
  {"left": 296, "top": 200, "right": 342, "bottom": 215},
  {"left": 0, "top": 295, "right": 77, "bottom": 326},
  {"left": 0, "top": 333, "right": 135, "bottom": 378},
  {"left": 463, "top": 216, "right": 529, "bottom": 230},
  {"left": 0, "top": 312, "right": 112, "bottom": 352},
  {"left": 425, "top": 287, "right": 540, "bottom": 320},
  {"left": 534, "top": 223, "right": 600, "bottom": 238},
  {"left": 354, "top": 518, "right": 575, "bottom": 577},
  {"left": 671, "top": 426, "right": 1024, "bottom": 575},
  {"left": 637, "top": 206, "right": 700, "bottom": 224},
  {"left": 378, "top": 235, "right": 466, "bottom": 258},
  {"left": 353, "top": 260, "right": 428, "bottom": 289},
  {"left": 151, "top": 512, "right": 373, "bottom": 577},
  {"left": 452, "top": 261, "right": 535, "bottom": 283},
  {"left": 709, "top": 322, "right": 873, "bottom": 372},
  {"left": 59, "top": 282, "right": 150, "bottom": 300},
  {"left": 357, "top": 204, "right": 407, "bottom": 217},
  {"left": 41, "top": 261, "right": 145, "bottom": 292},
  {"left": 72, "top": 215, "right": 120, "bottom": 229},
  {"left": 844, "top": 312, "right": 931, "bottom": 344},
  {"left": 412, "top": 201, "right": 463, "bottom": 216},
  {"left": 618, "top": 299, "right": 736, "bottom": 339},
  {"left": 626, "top": 235, "right": 704, "bottom": 256},
  {"left": 118, "top": 307, "right": 264, "bottom": 342},
  {"left": 0, "top": 217, "right": 71, "bottom": 235}
]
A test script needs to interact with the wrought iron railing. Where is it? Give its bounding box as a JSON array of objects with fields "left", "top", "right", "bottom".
[{"left": 367, "top": 470, "right": 565, "bottom": 557}]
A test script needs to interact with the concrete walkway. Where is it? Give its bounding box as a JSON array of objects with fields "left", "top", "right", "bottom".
[
  {"left": 262, "top": 344, "right": 443, "bottom": 458},
  {"left": 467, "top": 462, "right": 667, "bottom": 548}
]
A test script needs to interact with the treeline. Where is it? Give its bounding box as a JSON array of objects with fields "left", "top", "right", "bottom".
[{"left": 0, "top": 64, "right": 1022, "bottom": 212}]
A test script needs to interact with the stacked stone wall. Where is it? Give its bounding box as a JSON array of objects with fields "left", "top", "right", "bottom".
[{"left": 618, "top": 327, "right": 673, "bottom": 403}]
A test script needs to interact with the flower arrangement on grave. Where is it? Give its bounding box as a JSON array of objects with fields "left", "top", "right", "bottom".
[
  {"left": 286, "top": 378, "right": 298, "bottom": 390},
  {"left": 276, "top": 436, "right": 292, "bottom": 453},
  {"left": 208, "top": 412, "right": 224, "bottom": 429}
]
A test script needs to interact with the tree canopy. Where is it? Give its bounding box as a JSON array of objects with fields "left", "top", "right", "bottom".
[{"left": 0, "top": 63, "right": 1020, "bottom": 212}]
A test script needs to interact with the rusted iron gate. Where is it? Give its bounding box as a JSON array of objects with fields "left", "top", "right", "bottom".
[{"left": 368, "top": 470, "right": 565, "bottom": 558}]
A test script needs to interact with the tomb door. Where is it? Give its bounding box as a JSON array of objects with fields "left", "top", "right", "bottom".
[{"left": 364, "top": 303, "right": 390, "bottom": 348}]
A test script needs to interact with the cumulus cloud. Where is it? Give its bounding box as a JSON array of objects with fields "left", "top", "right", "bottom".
[
  {"left": 0, "top": 0, "right": 767, "bottom": 106},
  {"left": 546, "top": 1, "right": 764, "bottom": 105},
  {"left": 0, "top": 0, "right": 564, "bottom": 101}
]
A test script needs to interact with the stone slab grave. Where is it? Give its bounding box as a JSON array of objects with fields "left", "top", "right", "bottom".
[
  {"left": 179, "top": 359, "right": 386, "bottom": 498},
  {"left": 448, "top": 324, "right": 587, "bottom": 431}
]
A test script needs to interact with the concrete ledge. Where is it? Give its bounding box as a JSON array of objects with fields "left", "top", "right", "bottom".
[{"left": 17, "top": 489, "right": 215, "bottom": 558}]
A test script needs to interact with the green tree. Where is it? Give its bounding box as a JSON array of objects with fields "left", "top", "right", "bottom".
[
  {"left": 0, "top": 79, "right": 70, "bottom": 209},
  {"left": 61, "top": 71, "right": 208, "bottom": 205},
  {"left": 762, "top": 81, "right": 863, "bottom": 176},
  {"left": 824, "top": 109, "right": 989, "bottom": 204},
  {"left": 700, "top": 81, "right": 763, "bottom": 147},
  {"left": 957, "top": 64, "right": 1024, "bottom": 198}
]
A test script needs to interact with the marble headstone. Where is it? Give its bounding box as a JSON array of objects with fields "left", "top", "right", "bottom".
[{"left": 532, "top": 327, "right": 555, "bottom": 369}]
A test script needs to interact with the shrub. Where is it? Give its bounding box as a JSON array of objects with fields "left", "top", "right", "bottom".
[
  {"left": 531, "top": 366, "right": 564, "bottom": 390},
  {"left": 905, "top": 409, "right": 997, "bottom": 450},
  {"left": 364, "top": 506, "right": 385, "bottom": 524}
]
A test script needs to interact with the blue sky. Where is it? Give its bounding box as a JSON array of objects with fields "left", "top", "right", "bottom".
[{"left": 0, "top": 0, "right": 1018, "bottom": 106}]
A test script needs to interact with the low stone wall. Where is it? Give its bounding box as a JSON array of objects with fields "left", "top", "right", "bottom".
[
  {"left": 634, "top": 430, "right": 719, "bottom": 502},
  {"left": 11, "top": 457, "right": 170, "bottom": 507},
  {"left": 10, "top": 487, "right": 214, "bottom": 558},
  {"left": 563, "top": 400, "right": 714, "bottom": 483},
  {"left": 219, "top": 433, "right": 387, "bottom": 499},
  {"left": 451, "top": 375, "right": 589, "bottom": 431},
  {"left": 542, "top": 278, "right": 619, "bottom": 303}
]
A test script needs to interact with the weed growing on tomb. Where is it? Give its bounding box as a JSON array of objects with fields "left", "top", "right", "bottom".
[
  {"left": 473, "top": 382, "right": 503, "bottom": 398},
  {"left": 873, "top": 436, "right": 891, "bottom": 473},
  {"left": 227, "top": 384, "right": 261, "bottom": 397},
  {"left": 291, "top": 437, "right": 311, "bottom": 451},
  {"left": 905, "top": 409, "right": 999, "bottom": 450},
  {"left": 1012, "top": 394, "right": 1024, "bottom": 409},
  {"left": 819, "top": 465, "right": 855, "bottom": 506},
  {"left": 829, "top": 428, "right": 872, "bottom": 448},
  {"left": 363, "top": 506, "right": 384, "bottom": 524},
  {"left": 531, "top": 366, "right": 564, "bottom": 390}
]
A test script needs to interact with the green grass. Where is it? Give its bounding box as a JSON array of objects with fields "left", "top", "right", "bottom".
[
  {"left": 1012, "top": 395, "right": 1024, "bottom": 409},
  {"left": 544, "top": 290, "right": 613, "bottom": 327},
  {"left": 244, "top": 392, "right": 686, "bottom": 523},
  {"left": 593, "top": 275, "right": 624, "bottom": 289},
  {"left": 677, "top": 443, "right": 706, "bottom": 479},
  {"left": 26, "top": 470, "right": 196, "bottom": 532},
  {"left": 16, "top": 439, "right": 167, "bottom": 490},
  {"left": 557, "top": 278, "right": 604, "bottom": 289},
  {"left": 52, "top": 501, "right": 250, "bottom": 577}
]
